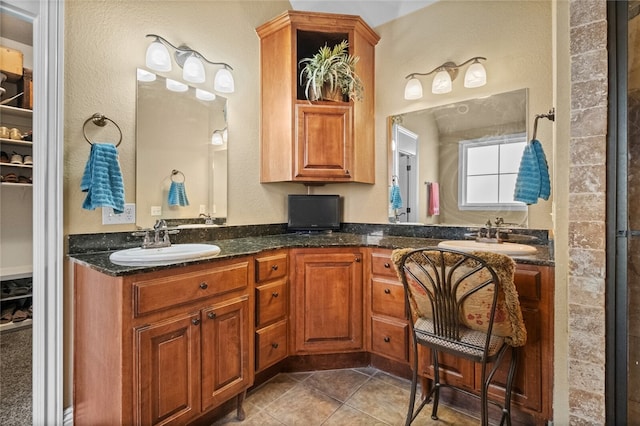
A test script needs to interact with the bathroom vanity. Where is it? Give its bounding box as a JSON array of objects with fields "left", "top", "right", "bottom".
[{"left": 71, "top": 231, "right": 554, "bottom": 425}]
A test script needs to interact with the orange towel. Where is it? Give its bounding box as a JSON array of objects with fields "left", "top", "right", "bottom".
[{"left": 428, "top": 182, "right": 440, "bottom": 216}]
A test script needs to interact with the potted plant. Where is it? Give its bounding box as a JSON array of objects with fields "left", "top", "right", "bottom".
[{"left": 298, "top": 40, "right": 364, "bottom": 102}]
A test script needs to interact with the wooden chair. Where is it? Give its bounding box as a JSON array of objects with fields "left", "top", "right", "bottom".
[{"left": 391, "top": 247, "right": 527, "bottom": 426}]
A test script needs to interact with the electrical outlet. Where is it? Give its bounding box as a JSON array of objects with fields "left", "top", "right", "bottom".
[
  {"left": 151, "top": 206, "right": 162, "bottom": 216},
  {"left": 199, "top": 204, "right": 206, "bottom": 214},
  {"left": 102, "top": 203, "right": 136, "bottom": 225}
]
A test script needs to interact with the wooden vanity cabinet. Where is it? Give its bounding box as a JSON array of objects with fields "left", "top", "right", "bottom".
[
  {"left": 254, "top": 250, "right": 289, "bottom": 371},
  {"left": 366, "top": 249, "right": 410, "bottom": 364},
  {"left": 73, "top": 257, "right": 254, "bottom": 426},
  {"left": 256, "top": 11, "right": 379, "bottom": 184},
  {"left": 290, "top": 248, "right": 364, "bottom": 353}
]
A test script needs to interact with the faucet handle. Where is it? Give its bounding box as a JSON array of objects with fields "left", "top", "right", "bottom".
[{"left": 153, "top": 219, "right": 167, "bottom": 230}]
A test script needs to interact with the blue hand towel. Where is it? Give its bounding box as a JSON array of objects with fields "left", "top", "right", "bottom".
[
  {"left": 513, "top": 139, "right": 551, "bottom": 204},
  {"left": 80, "top": 143, "right": 125, "bottom": 213},
  {"left": 390, "top": 183, "right": 403, "bottom": 209},
  {"left": 168, "top": 181, "right": 189, "bottom": 207}
]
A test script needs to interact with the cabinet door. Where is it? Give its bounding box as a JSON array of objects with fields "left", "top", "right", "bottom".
[
  {"left": 293, "top": 250, "right": 363, "bottom": 353},
  {"left": 135, "top": 312, "right": 200, "bottom": 426},
  {"left": 201, "top": 296, "right": 251, "bottom": 411},
  {"left": 294, "top": 103, "right": 353, "bottom": 181},
  {"left": 418, "top": 345, "right": 476, "bottom": 390}
]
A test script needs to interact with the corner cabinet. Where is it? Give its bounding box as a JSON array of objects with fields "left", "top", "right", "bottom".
[
  {"left": 256, "top": 11, "right": 380, "bottom": 184},
  {"left": 73, "top": 258, "right": 254, "bottom": 426}
]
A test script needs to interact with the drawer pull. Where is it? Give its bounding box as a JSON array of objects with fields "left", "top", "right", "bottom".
[
  {"left": 207, "top": 312, "right": 216, "bottom": 320},
  {"left": 384, "top": 336, "right": 390, "bottom": 343},
  {"left": 199, "top": 282, "right": 208, "bottom": 290},
  {"left": 384, "top": 263, "right": 391, "bottom": 268},
  {"left": 192, "top": 319, "right": 200, "bottom": 326},
  {"left": 355, "top": 257, "right": 361, "bottom": 263},
  {"left": 384, "top": 288, "right": 391, "bottom": 294},
  {"left": 272, "top": 292, "right": 279, "bottom": 298},
  {"left": 272, "top": 265, "right": 279, "bottom": 271},
  {"left": 272, "top": 343, "right": 279, "bottom": 349}
]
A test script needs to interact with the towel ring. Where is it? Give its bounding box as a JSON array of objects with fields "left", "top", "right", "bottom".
[
  {"left": 171, "top": 169, "right": 186, "bottom": 183},
  {"left": 83, "top": 113, "right": 123, "bottom": 147}
]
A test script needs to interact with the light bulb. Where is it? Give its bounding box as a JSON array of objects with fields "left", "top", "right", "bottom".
[
  {"left": 145, "top": 39, "right": 171, "bottom": 72},
  {"left": 431, "top": 70, "right": 452, "bottom": 94},
  {"left": 464, "top": 61, "right": 487, "bottom": 88},
  {"left": 214, "top": 68, "right": 235, "bottom": 93},
  {"left": 404, "top": 77, "right": 423, "bottom": 100},
  {"left": 183, "top": 54, "right": 206, "bottom": 84}
]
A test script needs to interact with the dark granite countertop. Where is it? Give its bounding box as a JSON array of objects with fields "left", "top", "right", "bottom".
[{"left": 68, "top": 232, "right": 554, "bottom": 277}]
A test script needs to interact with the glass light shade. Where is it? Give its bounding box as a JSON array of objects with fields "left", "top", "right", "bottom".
[
  {"left": 136, "top": 68, "right": 156, "bottom": 82},
  {"left": 196, "top": 89, "right": 216, "bottom": 101},
  {"left": 166, "top": 78, "right": 188, "bottom": 92},
  {"left": 211, "top": 131, "right": 224, "bottom": 145},
  {"left": 214, "top": 68, "right": 235, "bottom": 93},
  {"left": 431, "top": 70, "right": 452, "bottom": 94},
  {"left": 145, "top": 40, "right": 171, "bottom": 72},
  {"left": 404, "top": 78, "right": 423, "bottom": 100},
  {"left": 464, "top": 61, "right": 487, "bottom": 88},
  {"left": 183, "top": 55, "right": 206, "bottom": 84}
]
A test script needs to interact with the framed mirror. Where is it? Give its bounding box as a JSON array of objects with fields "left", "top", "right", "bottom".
[
  {"left": 388, "top": 88, "right": 529, "bottom": 227},
  {"left": 136, "top": 72, "right": 227, "bottom": 228}
]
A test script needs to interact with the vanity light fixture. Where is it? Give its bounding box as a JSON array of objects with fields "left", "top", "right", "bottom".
[
  {"left": 211, "top": 127, "right": 228, "bottom": 145},
  {"left": 136, "top": 68, "right": 156, "bottom": 82},
  {"left": 145, "top": 34, "right": 235, "bottom": 93},
  {"left": 195, "top": 88, "right": 216, "bottom": 101},
  {"left": 404, "top": 56, "right": 487, "bottom": 99},
  {"left": 165, "top": 78, "right": 188, "bottom": 92}
]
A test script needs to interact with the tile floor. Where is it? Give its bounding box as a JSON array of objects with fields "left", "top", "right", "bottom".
[{"left": 214, "top": 367, "right": 478, "bottom": 425}]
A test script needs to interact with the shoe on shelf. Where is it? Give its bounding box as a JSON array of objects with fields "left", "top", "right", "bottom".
[
  {"left": 4, "top": 173, "right": 18, "bottom": 183},
  {"left": 10, "top": 153, "right": 23, "bottom": 165},
  {"left": 23, "top": 155, "right": 33, "bottom": 165},
  {"left": 0, "top": 151, "right": 8, "bottom": 163},
  {"left": 17, "top": 175, "right": 30, "bottom": 184},
  {"left": 1, "top": 303, "right": 16, "bottom": 324}
]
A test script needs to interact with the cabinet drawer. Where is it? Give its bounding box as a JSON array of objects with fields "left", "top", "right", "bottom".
[
  {"left": 371, "top": 316, "right": 409, "bottom": 363},
  {"left": 371, "top": 251, "right": 397, "bottom": 277},
  {"left": 514, "top": 266, "right": 542, "bottom": 303},
  {"left": 255, "top": 253, "right": 287, "bottom": 283},
  {"left": 256, "top": 280, "right": 287, "bottom": 327},
  {"left": 371, "top": 278, "right": 406, "bottom": 319},
  {"left": 133, "top": 262, "right": 249, "bottom": 316},
  {"left": 256, "top": 320, "right": 288, "bottom": 371}
]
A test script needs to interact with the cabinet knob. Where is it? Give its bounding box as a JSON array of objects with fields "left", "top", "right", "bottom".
[
  {"left": 384, "top": 336, "right": 390, "bottom": 343},
  {"left": 355, "top": 257, "right": 361, "bottom": 263},
  {"left": 272, "top": 264, "right": 279, "bottom": 271},
  {"left": 384, "top": 263, "right": 391, "bottom": 268},
  {"left": 384, "top": 288, "right": 391, "bottom": 294},
  {"left": 192, "top": 319, "right": 200, "bottom": 326},
  {"left": 271, "top": 343, "right": 279, "bottom": 349},
  {"left": 272, "top": 292, "right": 279, "bottom": 298},
  {"left": 345, "top": 170, "right": 350, "bottom": 175},
  {"left": 207, "top": 312, "right": 216, "bottom": 320},
  {"left": 199, "top": 282, "right": 208, "bottom": 290}
]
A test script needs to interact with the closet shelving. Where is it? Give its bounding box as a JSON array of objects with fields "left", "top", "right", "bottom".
[
  {"left": 1, "top": 104, "right": 33, "bottom": 187},
  {"left": 0, "top": 272, "right": 32, "bottom": 332}
]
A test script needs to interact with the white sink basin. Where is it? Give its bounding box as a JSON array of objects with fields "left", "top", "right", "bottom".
[
  {"left": 109, "top": 243, "right": 221, "bottom": 266},
  {"left": 176, "top": 224, "right": 219, "bottom": 229},
  {"left": 437, "top": 240, "right": 537, "bottom": 256}
]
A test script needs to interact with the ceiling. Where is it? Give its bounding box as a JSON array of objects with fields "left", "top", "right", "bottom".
[{"left": 289, "top": 0, "right": 437, "bottom": 28}]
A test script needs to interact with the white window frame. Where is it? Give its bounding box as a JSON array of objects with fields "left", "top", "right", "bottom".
[{"left": 458, "top": 132, "right": 527, "bottom": 211}]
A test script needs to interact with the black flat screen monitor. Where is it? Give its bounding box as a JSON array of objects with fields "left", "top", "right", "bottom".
[{"left": 287, "top": 195, "right": 341, "bottom": 232}]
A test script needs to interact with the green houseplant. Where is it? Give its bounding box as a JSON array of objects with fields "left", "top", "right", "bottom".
[{"left": 298, "top": 40, "right": 364, "bottom": 102}]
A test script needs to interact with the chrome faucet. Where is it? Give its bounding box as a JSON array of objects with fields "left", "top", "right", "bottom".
[
  {"left": 199, "top": 213, "right": 214, "bottom": 225},
  {"left": 467, "top": 217, "right": 511, "bottom": 243},
  {"left": 132, "top": 219, "right": 180, "bottom": 249}
]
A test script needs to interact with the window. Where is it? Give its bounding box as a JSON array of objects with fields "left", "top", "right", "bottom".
[{"left": 458, "top": 133, "right": 527, "bottom": 210}]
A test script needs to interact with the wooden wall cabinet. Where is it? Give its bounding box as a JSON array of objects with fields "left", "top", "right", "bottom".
[
  {"left": 256, "top": 11, "right": 380, "bottom": 184},
  {"left": 254, "top": 250, "right": 289, "bottom": 372},
  {"left": 290, "top": 248, "right": 364, "bottom": 353},
  {"left": 73, "top": 257, "right": 254, "bottom": 426}
]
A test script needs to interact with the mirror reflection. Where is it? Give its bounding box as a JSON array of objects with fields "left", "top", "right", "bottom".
[
  {"left": 136, "top": 73, "right": 228, "bottom": 229},
  {"left": 389, "top": 88, "right": 529, "bottom": 227}
]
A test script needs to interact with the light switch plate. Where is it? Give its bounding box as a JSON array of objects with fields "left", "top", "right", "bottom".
[
  {"left": 102, "top": 203, "right": 136, "bottom": 225},
  {"left": 151, "top": 206, "right": 162, "bottom": 216}
]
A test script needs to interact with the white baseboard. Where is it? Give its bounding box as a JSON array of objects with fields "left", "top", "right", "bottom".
[{"left": 63, "top": 406, "right": 73, "bottom": 426}]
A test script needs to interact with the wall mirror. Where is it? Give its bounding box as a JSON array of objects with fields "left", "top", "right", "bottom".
[
  {"left": 136, "top": 72, "right": 228, "bottom": 228},
  {"left": 388, "top": 88, "right": 532, "bottom": 227}
]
